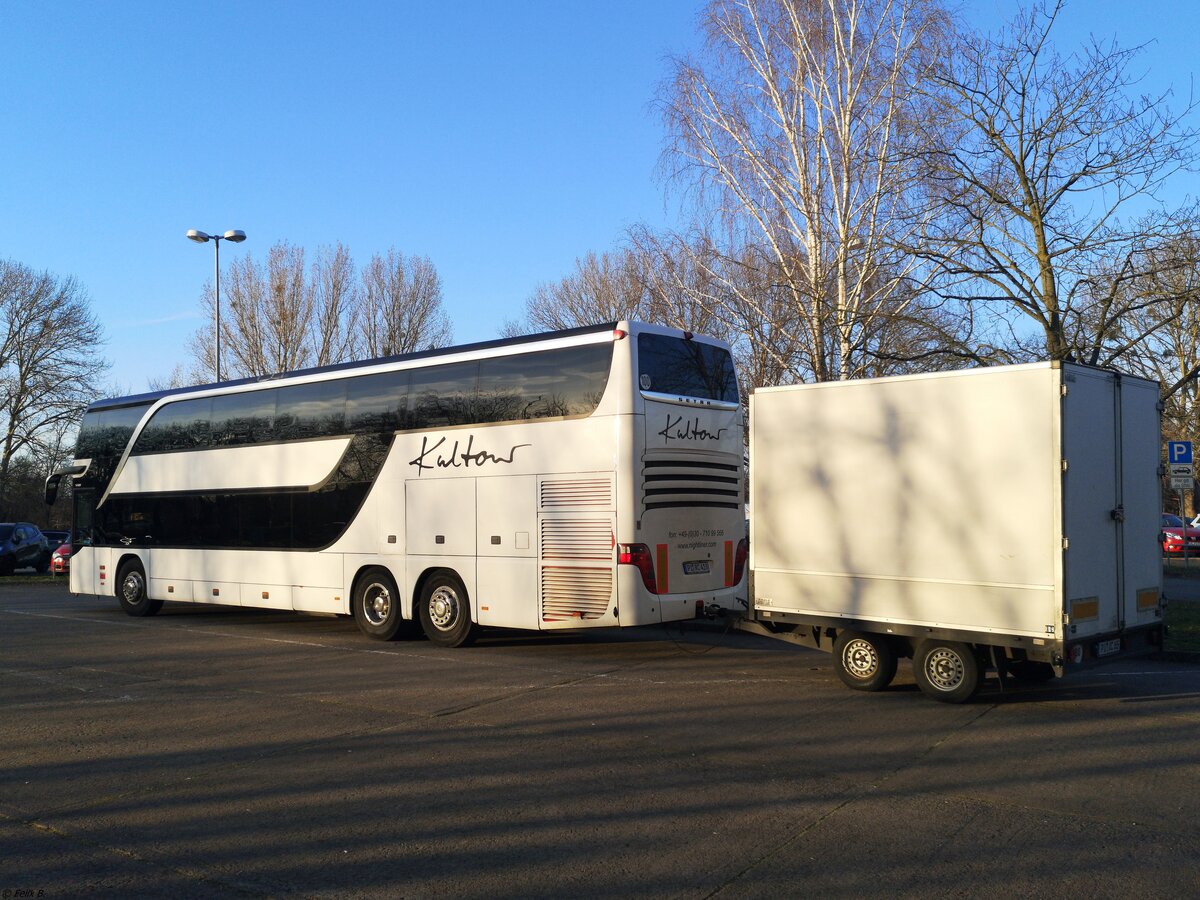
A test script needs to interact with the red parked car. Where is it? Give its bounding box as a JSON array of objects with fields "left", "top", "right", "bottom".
[
  {"left": 1161, "top": 514, "right": 1200, "bottom": 555},
  {"left": 50, "top": 542, "right": 71, "bottom": 574}
]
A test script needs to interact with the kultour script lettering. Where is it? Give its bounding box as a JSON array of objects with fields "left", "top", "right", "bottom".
[
  {"left": 409, "top": 434, "right": 532, "bottom": 476},
  {"left": 658, "top": 414, "right": 728, "bottom": 443}
]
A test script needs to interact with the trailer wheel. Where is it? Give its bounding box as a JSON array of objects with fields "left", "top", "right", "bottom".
[
  {"left": 832, "top": 631, "right": 897, "bottom": 692},
  {"left": 912, "top": 640, "right": 979, "bottom": 703},
  {"left": 117, "top": 560, "right": 163, "bottom": 618}
]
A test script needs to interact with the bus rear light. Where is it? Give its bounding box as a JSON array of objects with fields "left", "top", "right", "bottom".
[
  {"left": 618, "top": 543, "right": 658, "bottom": 594},
  {"left": 733, "top": 537, "right": 749, "bottom": 585}
]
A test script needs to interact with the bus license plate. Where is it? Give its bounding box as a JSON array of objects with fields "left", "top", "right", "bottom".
[
  {"left": 683, "top": 560, "right": 710, "bottom": 575},
  {"left": 1096, "top": 638, "right": 1121, "bottom": 657}
]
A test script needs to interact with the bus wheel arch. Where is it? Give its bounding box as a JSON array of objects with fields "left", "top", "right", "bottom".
[
  {"left": 116, "top": 555, "right": 162, "bottom": 618},
  {"left": 351, "top": 565, "right": 413, "bottom": 641},
  {"left": 416, "top": 568, "right": 479, "bottom": 648}
]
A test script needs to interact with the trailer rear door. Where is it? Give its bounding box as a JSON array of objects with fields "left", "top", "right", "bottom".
[{"left": 1060, "top": 366, "right": 1160, "bottom": 645}]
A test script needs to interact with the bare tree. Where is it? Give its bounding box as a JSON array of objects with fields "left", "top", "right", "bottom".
[
  {"left": 0, "top": 260, "right": 107, "bottom": 516},
  {"left": 509, "top": 249, "right": 653, "bottom": 334},
  {"left": 915, "top": 1, "right": 1198, "bottom": 361},
  {"left": 190, "top": 243, "right": 314, "bottom": 379},
  {"left": 659, "top": 0, "right": 956, "bottom": 383},
  {"left": 309, "top": 243, "right": 358, "bottom": 366},
  {"left": 358, "top": 250, "right": 452, "bottom": 357},
  {"left": 1107, "top": 223, "right": 1200, "bottom": 430}
]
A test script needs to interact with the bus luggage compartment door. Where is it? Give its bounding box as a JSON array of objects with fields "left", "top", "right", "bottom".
[{"left": 405, "top": 477, "right": 478, "bottom": 610}]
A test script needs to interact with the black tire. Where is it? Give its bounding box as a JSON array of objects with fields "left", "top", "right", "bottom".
[
  {"left": 1010, "top": 660, "right": 1056, "bottom": 683},
  {"left": 418, "top": 571, "right": 478, "bottom": 647},
  {"left": 352, "top": 567, "right": 409, "bottom": 641},
  {"left": 116, "top": 560, "right": 163, "bottom": 617},
  {"left": 832, "top": 630, "right": 897, "bottom": 692},
  {"left": 912, "top": 640, "right": 980, "bottom": 704}
]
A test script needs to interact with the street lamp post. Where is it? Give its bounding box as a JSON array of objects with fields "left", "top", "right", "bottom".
[{"left": 186, "top": 229, "right": 247, "bottom": 381}]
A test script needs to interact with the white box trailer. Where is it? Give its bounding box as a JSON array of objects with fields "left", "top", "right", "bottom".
[{"left": 744, "top": 361, "right": 1165, "bottom": 702}]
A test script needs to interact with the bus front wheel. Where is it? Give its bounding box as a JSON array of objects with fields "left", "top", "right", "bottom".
[
  {"left": 352, "top": 567, "right": 408, "bottom": 641},
  {"left": 419, "top": 571, "right": 478, "bottom": 648},
  {"left": 117, "top": 560, "right": 163, "bottom": 617}
]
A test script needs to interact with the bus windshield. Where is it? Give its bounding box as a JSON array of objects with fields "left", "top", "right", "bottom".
[{"left": 637, "top": 333, "right": 738, "bottom": 403}]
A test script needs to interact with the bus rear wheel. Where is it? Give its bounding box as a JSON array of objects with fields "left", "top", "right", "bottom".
[
  {"left": 419, "top": 572, "right": 478, "bottom": 647},
  {"left": 352, "top": 567, "right": 409, "bottom": 641},
  {"left": 117, "top": 560, "right": 163, "bottom": 617},
  {"left": 832, "top": 630, "right": 897, "bottom": 692}
]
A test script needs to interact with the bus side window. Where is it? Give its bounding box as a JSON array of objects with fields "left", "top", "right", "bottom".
[
  {"left": 346, "top": 371, "right": 408, "bottom": 434},
  {"left": 409, "top": 362, "right": 479, "bottom": 429}
]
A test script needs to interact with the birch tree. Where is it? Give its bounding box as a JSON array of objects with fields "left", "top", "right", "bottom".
[{"left": 660, "top": 0, "right": 955, "bottom": 383}]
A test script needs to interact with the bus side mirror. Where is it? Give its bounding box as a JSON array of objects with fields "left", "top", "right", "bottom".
[
  {"left": 44, "top": 473, "right": 62, "bottom": 505},
  {"left": 44, "top": 465, "right": 86, "bottom": 505}
]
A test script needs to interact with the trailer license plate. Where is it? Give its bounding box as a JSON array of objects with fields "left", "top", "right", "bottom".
[
  {"left": 683, "top": 560, "right": 710, "bottom": 575},
  {"left": 1096, "top": 638, "right": 1121, "bottom": 657}
]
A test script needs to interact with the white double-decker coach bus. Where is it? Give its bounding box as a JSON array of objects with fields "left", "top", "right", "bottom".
[{"left": 48, "top": 322, "right": 747, "bottom": 645}]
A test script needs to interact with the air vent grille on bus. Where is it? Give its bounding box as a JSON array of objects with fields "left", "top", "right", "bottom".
[
  {"left": 642, "top": 458, "right": 741, "bottom": 511},
  {"left": 540, "top": 477, "right": 613, "bottom": 509},
  {"left": 540, "top": 567, "right": 613, "bottom": 621},
  {"left": 540, "top": 518, "right": 613, "bottom": 561},
  {"left": 539, "top": 516, "right": 614, "bottom": 621}
]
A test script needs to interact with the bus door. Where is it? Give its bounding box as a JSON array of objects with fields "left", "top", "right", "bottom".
[{"left": 70, "top": 487, "right": 100, "bottom": 595}]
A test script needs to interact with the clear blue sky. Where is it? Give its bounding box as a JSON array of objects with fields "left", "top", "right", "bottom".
[{"left": 1, "top": 1, "right": 1197, "bottom": 393}]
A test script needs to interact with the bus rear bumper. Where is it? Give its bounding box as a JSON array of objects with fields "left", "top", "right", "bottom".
[{"left": 616, "top": 567, "right": 744, "bottom": 626}]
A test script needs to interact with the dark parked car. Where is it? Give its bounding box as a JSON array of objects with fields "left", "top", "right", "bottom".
[
  {"left": 41, "top": 530, "right": 69, "bottom": 548},
  {"left": 0, "top": 523, "right": 51, "bottom": 575}
]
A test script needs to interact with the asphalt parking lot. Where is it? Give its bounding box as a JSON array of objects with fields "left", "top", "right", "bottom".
[{"left": 2, "top": 580, "right": 1199, "bottom": 898}]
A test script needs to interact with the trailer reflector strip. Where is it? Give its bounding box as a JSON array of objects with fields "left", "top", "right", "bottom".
[
  {"left": 1137, "top": 588, "right": 1160, "bottom": 610},
  {"left": 1071, "top": 598, "right": 1100, "bottom": 621}
]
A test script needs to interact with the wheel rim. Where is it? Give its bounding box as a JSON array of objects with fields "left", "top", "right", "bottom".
[
  {"left": 925, "top": 647, "right": 966, "bottom": 691},
  {"left": 842, "top": 639, "right": 879, "bottom": 680},
  {"left": 428, "top": 585, "right": 461, "bottom": 631},
  {"left": 362, "top": 582, "right": 391, "bottom": 627},
  {"left": 122, "top": 571, "right": 145, "bottom": 604}
]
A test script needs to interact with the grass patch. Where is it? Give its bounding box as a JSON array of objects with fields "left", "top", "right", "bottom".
[
  {"left": 1167, "top": 600, "right": 1200, "bottom": 653},
  {"left": 1164, "top": 558, "right": 1200, "bottom": 579},
  {"left": 0, "top": 573, "right": 62, "bottom": 585}
]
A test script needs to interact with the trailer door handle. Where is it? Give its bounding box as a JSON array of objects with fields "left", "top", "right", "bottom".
[{"left": 1110, "top": 505, "right": 1125, "bottom": 523}]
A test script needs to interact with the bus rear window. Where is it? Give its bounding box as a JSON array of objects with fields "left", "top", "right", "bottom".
[{"left": 637, "top": 334, "right": 738, "bottom": 403}]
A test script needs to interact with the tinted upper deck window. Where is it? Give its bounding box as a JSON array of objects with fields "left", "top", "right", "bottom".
[{"left": 75, "top": 403, "right": 152, "bottom": 459}]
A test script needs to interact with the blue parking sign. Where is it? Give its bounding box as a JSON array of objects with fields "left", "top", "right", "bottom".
[{"left": 1168, "top": 441, "right": 1193, "bottom": 464}]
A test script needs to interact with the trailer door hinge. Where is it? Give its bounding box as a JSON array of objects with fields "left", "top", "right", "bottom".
[
  {"left": 1061, "top": 459, "right": 1069, "bottom": 472},
  {"left": 1061, "top": 537, "right": 1070, "bottom": 550},
  {"left": 1061, "top": 384, "right": 1069, "bottom": 397}
]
